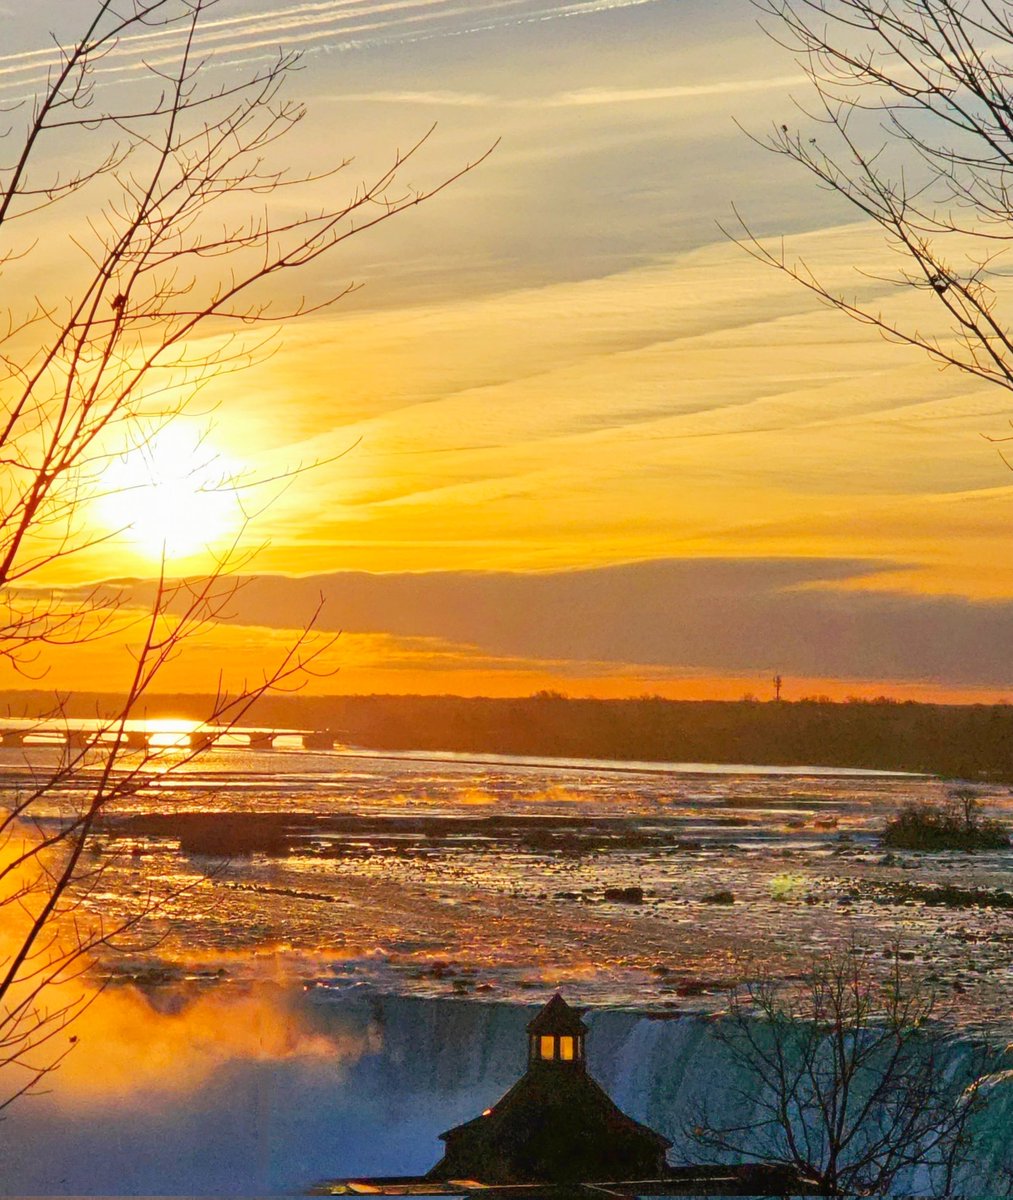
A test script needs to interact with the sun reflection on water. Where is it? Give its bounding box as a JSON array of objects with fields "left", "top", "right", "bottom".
[{"left": 141, "top": 719, "right": 198, "bottom": 749}]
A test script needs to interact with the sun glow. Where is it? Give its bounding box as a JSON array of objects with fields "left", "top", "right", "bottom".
[
  {"left": 97, "top": 426, "right": 244, "bottom": 560},
  {"left": 142, "top": 718, "right": 198, "bottom": 749}
]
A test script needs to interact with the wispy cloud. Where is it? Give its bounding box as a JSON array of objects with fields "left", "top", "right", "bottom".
[{"left": 322, "top": 74, "right": 807, "bottom": 108}]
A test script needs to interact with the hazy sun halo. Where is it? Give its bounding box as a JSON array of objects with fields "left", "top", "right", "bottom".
[{"left": 97, "top": 426, "right": 244, "bottom": 561}]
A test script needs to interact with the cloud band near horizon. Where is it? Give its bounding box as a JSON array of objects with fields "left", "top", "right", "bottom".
[{"left": 40, "top": 557, "right": 1013, "bottom": 696}]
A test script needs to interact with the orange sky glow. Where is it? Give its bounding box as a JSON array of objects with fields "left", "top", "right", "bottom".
[{"left": 7, "top": 0, "right": 1013, "bottom": 703}]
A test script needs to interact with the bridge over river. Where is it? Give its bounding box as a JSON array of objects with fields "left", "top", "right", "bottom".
[{"left": 0, "top": 720, "right": 338, "bottom": 752}]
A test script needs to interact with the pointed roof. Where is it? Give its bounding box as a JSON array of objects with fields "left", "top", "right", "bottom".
[
  {"left": 438, "top": 1065, "right": 670, "bottom": 1150},
  {"left": 526, "top": 992, "right": 587, "bottom": 1036},
  {"left": 429, "top": 993, "right": 671, "bottom": 1186},
  {"left": 432, "top": 1059, "right": 670, "bottom": 1184}
]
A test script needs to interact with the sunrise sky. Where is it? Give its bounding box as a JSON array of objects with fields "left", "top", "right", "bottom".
[{"left": 6, "top": 0, "right": 1013, "bottom": 702}]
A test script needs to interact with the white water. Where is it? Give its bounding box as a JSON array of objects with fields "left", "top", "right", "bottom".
[{"left": 2, "top": 992, "right": 1009, "bottom": 1196}]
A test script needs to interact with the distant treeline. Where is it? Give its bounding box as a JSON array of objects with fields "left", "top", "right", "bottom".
[{"left": 7, "top": 690, "right": 1013, "bottom": 779}]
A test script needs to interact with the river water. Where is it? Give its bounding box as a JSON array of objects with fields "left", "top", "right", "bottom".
[
  {"left": 4, "top": 745, "right": 1013, "bottom": 1194},
  {"left": 6, "top": 742, "right": 1012, "bottom": 1020}
]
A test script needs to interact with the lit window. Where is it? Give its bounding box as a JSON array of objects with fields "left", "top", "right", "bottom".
[
  {"left": 559, "top": 1036, "right": 575, "bottom": 1061},
  {"left": 539, "top": 1035, "right": 556, "bottom": 1060}
]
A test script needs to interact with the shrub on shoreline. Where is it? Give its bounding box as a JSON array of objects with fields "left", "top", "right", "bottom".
[{"left": 882, "top": 794, "right": 1010, "bottom": 851}]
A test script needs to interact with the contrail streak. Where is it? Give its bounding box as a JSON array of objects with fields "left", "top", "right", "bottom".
[{"left": 0, "top": 0, "right": 661, "bottom": 94}]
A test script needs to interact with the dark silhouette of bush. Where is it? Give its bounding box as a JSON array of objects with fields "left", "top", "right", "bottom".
[{"left": 882, "top": 798, "right": 1009, "bottom": 851}]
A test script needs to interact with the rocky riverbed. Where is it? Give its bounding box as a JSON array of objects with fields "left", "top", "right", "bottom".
[{"left": 22, "top": 744, "right": 1008, "bottom": 1029}]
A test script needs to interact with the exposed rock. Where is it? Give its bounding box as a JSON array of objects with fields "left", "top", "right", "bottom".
[
  {"left": 873, "top": 880, "right": 1013, "bottom": 910},
  {"left": 675, "top": 978, "right": 731, "bottom": 996}
]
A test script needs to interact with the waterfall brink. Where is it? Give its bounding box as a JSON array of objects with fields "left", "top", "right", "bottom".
[
  {"left": 2, "top": 990, "right": 1011, "bottom": 1195},
  {"left": 326, "top": 994, "right": 1013, "bottom": 1198}
]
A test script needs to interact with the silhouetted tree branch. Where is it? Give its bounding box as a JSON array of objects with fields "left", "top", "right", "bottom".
[
  {"left": 0, "top": 0, "right": 489, "bottom": 1108},
  {"left": 732, "top": 0, "right": 1013, "bottom": 435},
  {"left": 688, "top": 946, "right": 998, "bottom": 1195}
]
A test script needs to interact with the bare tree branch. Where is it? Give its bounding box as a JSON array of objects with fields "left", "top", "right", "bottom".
[
  {"left": 687, "top": 944, "right": 997, "bottom": 1195},
  {"left": 734, "top": 0, "right": 1013, "bottom": 413},
  {"left": 0, "top": 0, "right": 488, "bottom": 1108}
]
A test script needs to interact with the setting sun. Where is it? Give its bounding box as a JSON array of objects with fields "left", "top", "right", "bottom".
[
  {"left": 96, "top": 426, "right": 244, "bottom": 561},
  {"left": 10, "top": 1, "right": 1013, "bottom": 1197}
]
